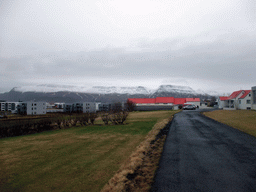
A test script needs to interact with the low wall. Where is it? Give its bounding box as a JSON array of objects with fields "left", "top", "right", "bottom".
[{"left": 135, "top": 105, "right": 173, "bottom": 111}]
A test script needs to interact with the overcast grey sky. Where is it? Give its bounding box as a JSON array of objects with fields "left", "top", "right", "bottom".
[{"left": 1, "top": 0, "right": 255, "bottom": 94}]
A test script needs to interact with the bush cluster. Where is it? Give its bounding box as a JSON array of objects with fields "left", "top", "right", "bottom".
[
  {"left": 100, "top": 110, "right": 129, "bottom": 125},
  {"left": 100, "top": 102, "right": 130, "bottom": 125},
  {"left": 0, "top": 113, "right": 97, "bottom": 138}
]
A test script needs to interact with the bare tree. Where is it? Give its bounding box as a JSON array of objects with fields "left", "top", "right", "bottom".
[
  {"left": 100, "top": 112, "right": 110, "bottom": 125},
  {"left": 89, "top": 112, "right": 98, "bottom": 125},
  {"left": 125, "top": 100, "right": 136, "bottom": 111}
]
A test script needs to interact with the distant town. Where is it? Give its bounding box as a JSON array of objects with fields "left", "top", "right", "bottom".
[{"left": 0, "top": 86, "right": 255, "bottom": 117}]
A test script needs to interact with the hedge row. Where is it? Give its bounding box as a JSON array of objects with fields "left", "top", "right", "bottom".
[{"left": 0, "top": 113, "right": 97, "bottom": 138}]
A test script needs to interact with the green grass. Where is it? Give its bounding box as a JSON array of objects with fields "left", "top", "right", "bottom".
[
  {"left": 0, "top": 110, "right": 175, "bottom": 192},
  {"left": 203, "top": 110, "right": 256, "bottom": 137}
]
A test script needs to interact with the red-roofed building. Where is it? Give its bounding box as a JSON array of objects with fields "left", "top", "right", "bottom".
[
  {"left": 218, "top": 90, "right": 252, "bottom": 110},
  {"left": 155, "top": 97, "right": 175, "bottom": 104},
  {"left": 185, "top": 98, "right": 200, "bottom": 107},
  {"left": 128, "top": 98, "right": 156, "bottom": 104},
  {"left": 174, "top": 98, "right": 187, "bottom": 105},
  {"left": 238, "top": 90, "right": 252, "bottom": 110},
  {"left": 128, "top": 97, "right": 200, "bottom": 110}
]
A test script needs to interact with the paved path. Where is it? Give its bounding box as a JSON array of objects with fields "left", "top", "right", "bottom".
[{"left": 152, "top": 110, "right": 256, "bottom": 192}]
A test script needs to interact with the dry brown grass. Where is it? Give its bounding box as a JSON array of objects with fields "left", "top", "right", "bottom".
[
  {"left": 101, "top": 112, "right": 178, "bottom": 192},
  {"left": 203, "top": 110, "right": 256, "bottom": 137},
  {"left": 0, "top": 110, "right": 179, "bottom": 191},
  {"left": 127, "top": 111, "right": 172, "bottom": 122}
]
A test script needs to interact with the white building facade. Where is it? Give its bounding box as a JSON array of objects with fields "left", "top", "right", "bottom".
[
  {"left": 0, "top": 101, "right": 20, "bottom": 113},
  {"left": 18, "top": 102, "right": 47, "bottom": 115},
  {"left": 252, "top": 86, "right": 256, "bottom": 110},
  {"left": 64, "top": 102, "right": 98, "bottom": 113},
  {"left": 218, "top": 89, "right": 255, "bottom": 110},
  {"left": 238, "top": 91, "right": 252, "bottom": 110}
]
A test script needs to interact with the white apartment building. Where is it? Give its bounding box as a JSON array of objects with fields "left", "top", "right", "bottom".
[
  {"left": 0, "top": 101, "right": 20, "bottom": 113},
  {"left": 64, "top": 102, "right": 98, "bottom": 113},
  {"left": 18, "top": 101, "right": 47, "bottom": 115}
]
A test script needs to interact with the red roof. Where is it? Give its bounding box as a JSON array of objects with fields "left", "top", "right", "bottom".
[
  {"left": 219, "top": 90, "right": 251, "bottom": 100},
  {"left": 174, "top": 98, "right": 187, "bottom": 105},
  {"left": 128, "top": 98, "right": 156, "bottom": 104},
  {"left": 227, "top": 90, "right": 243, "bottom": 100},
  {"left": 155, "top": 97, "right": 175, "bottom": 103},
  {"left": 186, "top": 98, "right": 200, "bottom": 102},
  {"left": 219, "top": 96, "right": 229, "bottom": 101},
  {"left": 128, "top": 97, "right": 200, "bottom": 105},
  {"left": 239, "top": 90, "right": 251, "bottom": 99}
]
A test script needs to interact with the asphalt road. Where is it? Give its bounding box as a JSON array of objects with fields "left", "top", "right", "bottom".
[{"left": 152, "top": 109, "right": 256, "bottom": 192}]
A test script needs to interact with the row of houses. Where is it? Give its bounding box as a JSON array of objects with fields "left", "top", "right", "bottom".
[
  {"left": 0, "top": 101, "right": 117, "bottom": 115},
  {"left": 1, "top": 86, "right": 255, "bottom": 115},
  {"left": 217, "top": 86, "right": 256, "bottom": 110}
]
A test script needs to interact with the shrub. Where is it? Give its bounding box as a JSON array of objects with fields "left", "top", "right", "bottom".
[{"left": 89, "top": 112, "right": 97, "bottom": 125}]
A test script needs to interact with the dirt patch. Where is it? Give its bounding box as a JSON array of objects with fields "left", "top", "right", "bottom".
[{"left": 101, "top": 116, "right": 174, "bottom": 192}]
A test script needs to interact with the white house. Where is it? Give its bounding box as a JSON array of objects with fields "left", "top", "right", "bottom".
[
  {"left": 252, "top": 86, "right": 256, "bottom": 110},
  {"left": 218, "top": 90, "right": 252, "bottom": 110},
  {"left": 238, "top": 90, "right": 252, "bottom": 110}
]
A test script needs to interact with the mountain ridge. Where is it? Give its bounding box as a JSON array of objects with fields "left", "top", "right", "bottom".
[{"left": 0, "top": 84, "right": 219, "bottom": 103}]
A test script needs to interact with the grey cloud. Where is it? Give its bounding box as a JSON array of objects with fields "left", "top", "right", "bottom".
[{"left": 1, "top": 31, "right": 255, "bottom": 93}]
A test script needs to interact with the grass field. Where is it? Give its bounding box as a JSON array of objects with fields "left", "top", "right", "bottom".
[
  {"left": 203, "top": 110, "right": 256, "bottom": 137},
  {"left": 0, "top": 111, "right": 175, "bottom": 192}
]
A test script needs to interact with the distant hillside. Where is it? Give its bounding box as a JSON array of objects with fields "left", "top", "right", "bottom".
[{"left": 0, "top": 84, "right": 218, "bottom": 103}]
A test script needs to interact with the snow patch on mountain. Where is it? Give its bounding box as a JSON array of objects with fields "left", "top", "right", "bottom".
[
  {"left": 196, "top": 89, "right": 221, "bottom": 96},
  {"left": 86, "top": 86, "right": 151, "bottom": 94},
  {"left": 155, "top": 85, "right": 196, "bottom": 94},
  {"left": 13, "top": 84, "right": 90, "bottom": 93},
  {"left": 11, "top": 84, "right": 219, "bottom": 96}
]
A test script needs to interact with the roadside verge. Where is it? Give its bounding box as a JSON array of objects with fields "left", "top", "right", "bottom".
[{"left": 101, "top": 115, "right": 175, "bottom": 192}]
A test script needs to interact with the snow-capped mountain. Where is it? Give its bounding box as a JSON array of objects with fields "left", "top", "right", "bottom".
[
  {"left": 13, "top": 84, "right": 90, "bottom": 93},
  {"left": 196, "top": 89, "right": 221, "bottom": 96},
  {"left": 0, "top": 84, "right": 219, "bottom": 103},
  {"left": 12, "top": 84, "right": 154, "bottom": 95},
  {"left": 10, "top": 84, "right": 217, "bottom": 96},
  {"left": 86, "top": 86, "right": 152, "bottom": 95},
  {"left": 155, "top": 85, "right": 196, "bottom": 94}
]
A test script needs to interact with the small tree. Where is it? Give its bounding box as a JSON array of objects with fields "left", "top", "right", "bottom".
[
  {"left": 125, "top": 100, "right": 136, "bottom": 112},
  {"left": 89, "top": 112, "right": 98, "bottom": 125},
  {"left": 209, "top": 96, "right": 217, "bottom": 107},
  {"left": 109, "top": 102, "right": 129, "bottom": 125},
  {"left": 100, "top": 112, "right": 110, "bottom": 125}
]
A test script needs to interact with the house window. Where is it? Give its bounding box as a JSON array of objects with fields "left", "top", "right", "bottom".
[
  {"left": 34, "top": 107, "right": 37, "bottom": 110},
  {"left": 249, "top": 93, "right": 251, "bottom": 97},
  {"left": 246, "top": 100, "right": 251, "bottom": 104},
  {"left": 32, "top": 108, "right": 33, "bottom": 110},
  {"left": 239, "top": 100, "right": 241, "bottom": 104},
  {"left": 34, "top": 103, "right": 37, "bottom": 106}
]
